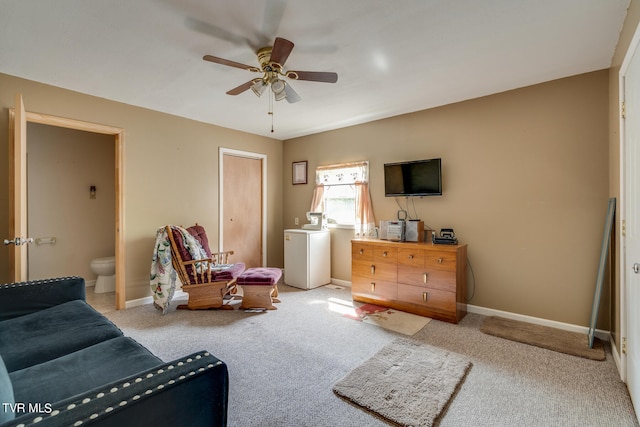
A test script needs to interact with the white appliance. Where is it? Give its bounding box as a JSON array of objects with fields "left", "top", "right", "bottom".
[{"left": 284, "top": 229, "right": 331, "bottom": 289}]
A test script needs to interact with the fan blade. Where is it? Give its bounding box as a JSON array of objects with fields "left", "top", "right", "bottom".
[
  {"left": 284, "top": 83, "right": 301, "bottom": 104},
  {"left": 286, "top": 71, "right": 338, "bottom": 83},
  {"left": 270, "top": 37, "right": 294, "bottom": 67},
  {"left": 186, "top": 17, "right": 250, "bottom": 47},
  {"left": 226, "top": 80, "right": 257, "bottom": 95},
  {"left": 203, "top": 55, "right": 261, "bottom": 73}
]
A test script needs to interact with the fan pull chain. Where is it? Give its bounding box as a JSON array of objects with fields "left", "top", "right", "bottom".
[{"left": 269, "top": 91, "right": 275, "bottom": 133}]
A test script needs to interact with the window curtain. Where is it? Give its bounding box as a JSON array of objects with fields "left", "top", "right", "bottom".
[
  {"left": 310, "top": 161, "right": 376, "bottom": 237},
  {"left": 310, "top": 184, "right": 325, "bottom": 212}
]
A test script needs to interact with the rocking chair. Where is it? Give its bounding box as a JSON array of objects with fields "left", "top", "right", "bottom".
[{"left": 166, "top": 224, "right": 245, "bottom": 310}]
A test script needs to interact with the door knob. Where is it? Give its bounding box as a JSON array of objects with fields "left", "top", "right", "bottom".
[{"left": 634, "top": 263, "right": 640, "bottom": 274}]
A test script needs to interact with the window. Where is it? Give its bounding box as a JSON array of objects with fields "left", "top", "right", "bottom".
[
  {"left": 323, "top": 184, "right": 356, "bottom": 225},
  {"left": 309, "top": 161, "right": 376, "bottom": 237}
]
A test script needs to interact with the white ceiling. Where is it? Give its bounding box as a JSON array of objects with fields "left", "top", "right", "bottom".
[{"left": 0, "top": 0, "right": 630, "bottom": 140}]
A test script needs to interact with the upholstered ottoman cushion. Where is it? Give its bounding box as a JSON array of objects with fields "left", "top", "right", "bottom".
[
  {"left": 237, "top": 268, "right": 282, "bottom": 285},
  {"left": 212, "top": 262, "right": 246, "bottom": 281},
  {"left": 237, "top": 268, "right": 282, "bottom": 310}
]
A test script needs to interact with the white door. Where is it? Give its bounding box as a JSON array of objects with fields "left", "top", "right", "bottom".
[{"left": 624, "top": 30, "right": 640, "bottom": 419}]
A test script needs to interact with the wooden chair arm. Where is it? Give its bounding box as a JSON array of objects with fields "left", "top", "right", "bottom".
[
  {"left": 210, "top": 250, "right": 234, "bottom": 265},
  {"left": 180, "top": 256, "right": 238, "bottom": 285}
]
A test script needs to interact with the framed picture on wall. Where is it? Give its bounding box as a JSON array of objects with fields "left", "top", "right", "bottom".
[{"left": 292, "top": 161, "right": 307, "bottom": 185}]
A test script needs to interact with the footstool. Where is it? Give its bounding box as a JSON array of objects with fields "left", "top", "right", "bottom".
[{"left": 237, "top": 268, "right": 282, "bottom": 310}]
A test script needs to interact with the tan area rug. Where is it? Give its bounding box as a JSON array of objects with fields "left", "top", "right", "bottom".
[
  {"left": 480, "top": 316, "right": 605, "bottom": 361},
  {"left": 344, "top": 303, "right": 431, "bottom": 336},
  {"left": 333, "top": 338, "right": 471, "bottom": 427}
]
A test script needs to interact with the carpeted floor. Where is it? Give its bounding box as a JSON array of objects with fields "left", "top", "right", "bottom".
[{"left": 105, "top": 284, "right": 638, "bottom": 427}]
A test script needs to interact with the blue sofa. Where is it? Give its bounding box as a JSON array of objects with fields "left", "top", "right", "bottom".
[{"left": 0, "top": 277, "right": 228, "bottom": 426}]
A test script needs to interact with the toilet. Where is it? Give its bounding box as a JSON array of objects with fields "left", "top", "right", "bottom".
[{"left": 90, "top": 256, "right": 116, "bottom": 293}]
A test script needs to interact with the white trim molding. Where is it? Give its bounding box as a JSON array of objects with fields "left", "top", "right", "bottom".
[{"left": 467, "top": 304, "right": 610, "bottom": 341}]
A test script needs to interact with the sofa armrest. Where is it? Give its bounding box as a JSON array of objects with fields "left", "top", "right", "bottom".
[
  {"left": 5, "top": 351, "right": 228, "bottom": 427},
  {"left": 0, "top": 277, "right": 86, "bottom": 321}
]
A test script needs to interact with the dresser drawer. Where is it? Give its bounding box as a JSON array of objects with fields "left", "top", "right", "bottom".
[
  {"left": 398, "top": 266, "right": 455, "bottom": 291},
  {"left": 352, "top": 260, "right": 397, "bottom": 282},
  {"left": 352, "top": 243, "right": 373, "bottom": 261},
  {"left": 398, "top": 265, "right": 426, "bottom": 287},
  {"left": 352, "top": 276, "right": 397, "bottom": 301},
  {"left": 424, "top": 270, "right": 456, "bottom": 292},
  {"left": 425, "top": 251, "right": 457, "bottom": 271},
  {"left": 398, "top": 248, "right": 425, "bottom": 267},
  {"left": 397, "top": 283, "right": 456, "bottom": 313},
  {"left": 374, "top": 246, "right": 398, "bottom": 264}
]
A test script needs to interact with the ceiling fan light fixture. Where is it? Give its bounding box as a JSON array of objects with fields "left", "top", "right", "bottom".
[
  {"left": 271, "top": 78, "right": 287, "bottom": 101},
  {"left": 271, "top": 78, "right": 285, "bottom": 92},
  {"left": 251, "top": 80, "right": 267, "bottom": 97},
  {"left": 284, "top": 83, "right": 301, "bottom": 103}
]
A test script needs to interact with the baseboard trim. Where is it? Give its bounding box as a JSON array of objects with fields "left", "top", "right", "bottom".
[
  {"left": 330, "top": 278, "right": 351, "bottom": 288},
  {"left": 467, "top": 304, "right": 610, "bottom": 342},
  {"left": 611, "top": 337, "right": 625, "bottom": 380}
]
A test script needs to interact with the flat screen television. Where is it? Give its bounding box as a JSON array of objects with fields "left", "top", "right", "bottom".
[{"left": 384, "top": 158, "right": 442, "bottom": 197}]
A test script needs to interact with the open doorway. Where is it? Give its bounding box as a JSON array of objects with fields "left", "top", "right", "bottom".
[
  {"left": 27, "top": 123, "right": 116, "bottom": 312},
  {"left": 8, "top": 95, "right": 126, "bottom": 309}
]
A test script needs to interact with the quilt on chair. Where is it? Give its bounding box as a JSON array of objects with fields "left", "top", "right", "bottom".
[{"left": 150, "top": 225, "right": 209, "bottom": 313}]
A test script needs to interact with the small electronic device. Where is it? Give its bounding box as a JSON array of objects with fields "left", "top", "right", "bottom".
[
  {"left": 432, "top": 228, "right": 458, "bottom": 245},
  {"left": 380, "top": 220, "right": 404, "bottom": 241},
  {"left": 440, "top": 228, "right": 455, "bottom": 239},
  {"left": 405, "top": 220, "right": 424, "bottom": 242},
  {"left": 386, "top": 221, "right": 404, "bottom": 241}
]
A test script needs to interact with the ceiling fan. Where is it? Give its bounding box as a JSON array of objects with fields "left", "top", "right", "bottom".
[{"left": 203, "top": 37, "right": 338, "bottom": 104}]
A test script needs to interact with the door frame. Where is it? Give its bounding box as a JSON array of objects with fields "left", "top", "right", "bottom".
[
  {"left": 619, "top": 20, "right": 640, "bottom": 383},
  {"left": 218, "top": 147, "right": 267, "bottom": 266},
  {"left": 9, "top": 107, "right": 126, "bottom": 309}
]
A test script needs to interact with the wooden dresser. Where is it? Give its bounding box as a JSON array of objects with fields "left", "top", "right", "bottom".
[{"left": 351, "top": 239, "right": 467, "bottom": 323}]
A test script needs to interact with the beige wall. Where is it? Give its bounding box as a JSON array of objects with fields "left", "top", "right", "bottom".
[
  {"left": 609, "top": 0, "right": 640, "bottom": 351},
  {"left": 27, "top": 123, "right": 115, "bottom": 282},
  {"left": 0, "top": 73, "right": 284, "bottom": 300},
  {"left": 284, "top": 70, "right": 610, "bottom": 328}
]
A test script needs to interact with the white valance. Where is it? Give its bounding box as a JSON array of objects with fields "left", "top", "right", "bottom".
[{"left": 315, "top": 161, "right": 369, "bottom": 185}]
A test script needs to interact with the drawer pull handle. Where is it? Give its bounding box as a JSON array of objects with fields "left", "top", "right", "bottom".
[
  {"left": 359, "top": 249, "right": 364, "bottom": 255},
  {"left": 423, "top": 272, "right": 428, "bottom": 283},
  {"left": 371, "top": 283, "right": 376, "bottom": 292},
  {"left": 438, "top": 258, "right": 443, "bottom": 264},
  {"left": 371, "top": 265, "right": 375, "bottom": 275},
  {"left": 423, "top": 292, "right": 428, "bottom": 302},
  {"left": 408, "top": 255, "right": 414, "bottom": 260},
  {"left": 382, "top": 251, "right": 388, "bottom": 257}
]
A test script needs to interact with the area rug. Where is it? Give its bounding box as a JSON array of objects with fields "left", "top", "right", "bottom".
[
  {"left": 333, "top": 338, "right": 471, "bottom": 427},
  {"left": 343, "top": 303, "right": 431, "bottom": 336},
  {"left": 480, "top": 316, "right": 605, "bottom": 361}
]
